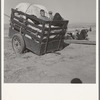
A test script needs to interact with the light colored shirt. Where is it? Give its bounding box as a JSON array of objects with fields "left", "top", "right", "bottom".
[
  {"left": 49, "top": 15, "right": 54, "bottom": 21},
  {"left": 39, "top": 16, "right": 50, "bottom": 21}
]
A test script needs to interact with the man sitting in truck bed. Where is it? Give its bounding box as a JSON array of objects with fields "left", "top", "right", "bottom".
[{"left": 39, "top": 9, "right": 50, "bottom": 21}]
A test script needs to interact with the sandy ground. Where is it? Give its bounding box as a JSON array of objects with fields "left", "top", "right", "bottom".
[{"left": 4, "top": 24, "right": 96, "bottom": 83}]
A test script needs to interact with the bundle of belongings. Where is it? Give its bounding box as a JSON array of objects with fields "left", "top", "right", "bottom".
[{"left": 15, "top": 3, "right": 63, "bottom": 39}]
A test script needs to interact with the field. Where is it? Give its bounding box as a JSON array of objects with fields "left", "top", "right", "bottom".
[{"left": 4, "top": 23, "right": 96, "bottom": 83}]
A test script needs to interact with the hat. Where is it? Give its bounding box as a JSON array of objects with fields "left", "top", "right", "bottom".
[
  {"left": 40, "top": 9, "right": 45, "bottom": 12},
  {"left": 49, "top": 11, "right": 53, "bottom": 14}
]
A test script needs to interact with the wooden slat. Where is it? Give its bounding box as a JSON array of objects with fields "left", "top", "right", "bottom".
[
  {"left": 42, "top": 36, "right": 62, "bottom": 43},
  {"left": 42, "top": 38, "right": 60, "bottom": 44},
  {"left": 44, "top": 32, "right": 61, "bottom": 36},
  {"left": 45, "top": 27, "right": 62, "bottom": 31},
  {"left": 50, "top": 20, "right": 69, "bottom": 24},
  {"left": 44, "top": 23, "right": 51, "bottom": 53},
  {"left": 12, "top": 19, "right": 24, "bottom": 27},
  {"left": 64, "top": 40, "right": 96, "bottom": 45},
  {"left": 26, "top": 21, "right": 43, "bottom": 30},
  {"left": 45, "top": 26, "right": 67, "bottom": 31},
  {"left": 13, "top": 25, "right": 20, "bottom": 31},
  {"left": 57, "top": 23, "right": 66, "bottom": 50},
  {"left": 25, "top": 30, "right": 42, "bottom": 42},
  {"left": 12, "top": 19, "right": 42, "bottom": 35},
  {"left": 26, "top": 26, "right": 40, "bottom": 33},
  {"left": 26, "top": 26, "right": 42, "bottom": 36},
  {"left": 26, "top": 14, "right": 44, "bottom": 23},
  {"left": 49, "top": 32, "right": 62, "bottom": 36},
  {"left": 13, "top": 24, "right": 25, "bottom": 33},
  {"left": 12, "top": 18, "right": 43, "bottom": 38},
  {"left": 13, "top": 15, "right": 25, "bottom": 22}
]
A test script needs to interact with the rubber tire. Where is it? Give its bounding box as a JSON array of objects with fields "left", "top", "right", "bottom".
[{"left": 12, "top": 34, "right": 25, "bottom": 54}]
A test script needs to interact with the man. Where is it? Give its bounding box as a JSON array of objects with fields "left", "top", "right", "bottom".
[
  {"left": 48, "top": 11, "right": 54, "bottom": 21},
  {"left": 39, "top": 9, "right": 50, "bottom": 21}
]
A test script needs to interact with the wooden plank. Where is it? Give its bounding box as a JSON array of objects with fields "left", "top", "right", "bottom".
[
  {"left": 57, "top": 24, "right": 65, "bottom": 50},
  {"left": 42, "top": 36, "right": 61, "bottom": 43},
  {"left": 25, "top": 30, "right": 41, "bottom": 42},
  {"left": 12, "top": 19, "right": 23, "bottom": 27},
  {"left": 26, "top": 26, "right": 43, "bottom": 40},
  {"left": 44, "top": 23, "right": 51, "bottom": 53},
  {"left": 50, "top": 20, "right": 69, "bottom": 28},
  {"left": 13, "top": 25, "right": 20, "bottom": 31},
  {"left": 49, "top": 32, "right": 61, "bottom": 36},
  {"left": 45, "top": 27, "right": 62, "bottom": 31},
  {"left": 26, "top": 14, "right": 44, "bottom": 23},
  {"left": 44, "top": 26, "right": 67, "bottom": 31},
  {"left": 26, "top": 26, "right": 42, "bottom": 35},
  {"left": 13, "top": 15, "right": 25, "bottom": 22},
  {"left": 26, "top": 21, "right": 43, "bottom": 30},
  {"left": 44, "top": 32, "right": 62, "bottom": 36},
  {"left": 13, "top": 24, "right": 25, "bottom": 33},
  {"left": 64, "top": 40, "right": 96, "bottom": 45},
  {"left": 50, "top": 20, "right": 69, "bottom": 24}
]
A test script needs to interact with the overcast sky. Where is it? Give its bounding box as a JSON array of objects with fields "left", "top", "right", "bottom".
[{"left": 4, "top": 0, "right": 96, "bottom": 24}]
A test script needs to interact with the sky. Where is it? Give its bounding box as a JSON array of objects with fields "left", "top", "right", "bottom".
[{"left": 4, "top": 0, "right": 96, "bottom": 24}]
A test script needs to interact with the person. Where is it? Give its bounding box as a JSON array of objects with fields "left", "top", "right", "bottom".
[
  {"left": 39, "top": 10, "right": 64, "bottom": 27},
  {"left": 39, "top": 9, "right": 50, "bottom": 21},
  {"left": 48, "top": 11, "right": 54, "bottom": 21},
  {"left": 53, "top": 13, "right": 63, "bottom": 21},
  {"left": 52, "top": 13, "right": 64, "bottom": 27}
]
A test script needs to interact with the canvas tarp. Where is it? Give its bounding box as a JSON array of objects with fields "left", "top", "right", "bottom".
[{"left": 15, "top": 3, "right": 49, "bottom": 18}]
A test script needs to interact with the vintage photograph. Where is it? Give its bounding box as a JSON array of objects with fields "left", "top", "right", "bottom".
[{"left": 4, "top": 0, "right": 96, "bottom": 83}]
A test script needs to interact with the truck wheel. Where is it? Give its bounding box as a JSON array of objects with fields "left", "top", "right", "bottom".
[{"left": 12, "top": 34, "right": 25, "bottom": 54}]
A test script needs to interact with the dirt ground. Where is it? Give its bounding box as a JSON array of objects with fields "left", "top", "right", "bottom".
[{"left": 4, "top": 24, "right": 96, "bottom": 83}]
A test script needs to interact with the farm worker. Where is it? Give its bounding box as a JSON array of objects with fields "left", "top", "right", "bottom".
[
  {"left": 39, "top": 9, "right": 50, "bottom": 21},
  {"left": 53, "top": 13, "right": 64, "bottom": 27},
  {"left": 48, "top": 11, "right": 54, "bottom": 21}
]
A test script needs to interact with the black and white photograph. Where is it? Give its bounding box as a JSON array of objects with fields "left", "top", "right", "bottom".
[{"left": 4, "top": 0, "right": 96, "bottom": 83}]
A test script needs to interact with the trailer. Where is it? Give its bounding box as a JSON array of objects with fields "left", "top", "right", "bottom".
[
  {"left": 9, "top": 9, "right": 69, "bottom": 55},
  {"left": 9, "top": 9, "right": 96, "bottom": 55}
]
